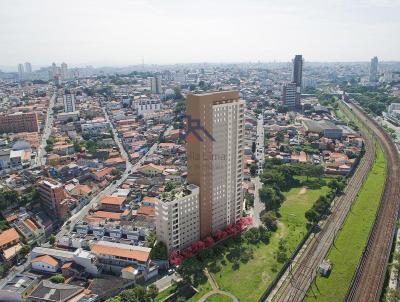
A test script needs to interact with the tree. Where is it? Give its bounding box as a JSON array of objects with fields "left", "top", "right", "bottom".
[
  {"left": 177, "top": 257, "right": 207, "bottom": 286},
  {"left": 261, "top": 211, "right": 278, "bottom": 232},
  {"left": 73, "top": 140, "right": 82, "bottom": 152},
  {"left": 150, "top": 241, "right": 168, "bottom": 260},
  {"left": 174, "top": 87, "right": 183, "bottom": 100},
  {"left": 20, "top": 244, "right": 31, "bottom": 257},
  {"left": 252, "top": 141, "right": 256, "bottom": 153},
  {"left": 165, "top": 181, "right": 175, "bottom": 192},
  {"left": 260, "top": 170, "right": 285, "bottom": 190},
  {"left": 0, "top": 264, "right": 5, "bottom": 277},
  {"left": 276, "top": 131, "right": 285, "bottom": 144},
  {"left": 197, "top": 248, "right": 214, "bottom": 263},
  {"left": 328, "top": 178, "right": 346, "bottom": 194},
  {"left": 244, "top": 192, "right": 254, "bottom": 210},
  {"left": 386, "top": 288, "right": 400, "bottom": 302},
  {"left": 258, "top": 225, "right": 271, "bottom": 244},
  {"left": 276, "top": 238, "right": 287, "bottom": 263},
  {"left": 119, "top": 286, "right": 151, "bottom": 302},
  {"left": 49, "top": 274, "right": 65, "bottom": 284},
  {"left": 244, "top": 227, "right": 261, "bottom": 244},
  {"left": 49, "top": 234, "right": 56, "bottom": 245},
  {"left": 305, "top": 209, "right": 319, "bottom": 224},
  {"left": 147, "top": 284, "right": 158, "bottom": 301},
  {"left": 250, "top": 164, "right": 258, "bottom": 177},
  {"left": 144, "top": 231, "right": 156, "bottom": 248},
  {"left": 259, "top": 187, "right": 285, "bottom": 211}
]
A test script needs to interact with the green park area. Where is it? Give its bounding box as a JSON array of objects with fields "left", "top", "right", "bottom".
[
  {"left": 305, "top": 145, "right": 386, "bottom": 302},
  {"left": 211, "top": 179, "right": 330, "bottom": 302},
  {"left": 205, "top": 294, "right": 234, "bottom": 301}
]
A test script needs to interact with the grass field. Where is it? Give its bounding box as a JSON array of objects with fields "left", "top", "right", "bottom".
[
  {"left": 305, "top": 145, "right": 386, "bottom": 302},
  {"left": 187, "top": 281, "right": 213, "bottom": 302},
  {"left": 156, "top": 280, "right": 213, "bottom": 302},
  {"left": 205, "top": 294, "right": 234, "bottom": 301},
  {"left": 155, "top": 284, "right": 177, "bottom": 302},
  {"left": 209, "top": 180, "right": 330, "bottom": 302}
]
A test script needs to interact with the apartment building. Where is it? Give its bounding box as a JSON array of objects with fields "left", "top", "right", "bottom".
[
  {"left": 37, "top": 178, "right": 69, "bottom": 220},
  {"left": 282, "top": 82, "right": 298, "bottom": 110},
  {"left": 63, "top": 93, "right": 76, "bottom": 113},
  {"left": 150, "top": 76, "right": 162, "bottom": 94},
  {"left": 0, "top": 112, "right": 39, "bottom": 134},
  {"left": 155, "top": 184, "right": 200, "bottom": 252},
  {"left": 134, "top": 99, "right": 161, "bottom": 115},
  {"left": 186, "top": 91, "right": 245, "bottom": 238}
]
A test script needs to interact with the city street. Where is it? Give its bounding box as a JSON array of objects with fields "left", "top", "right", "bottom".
[
  {"left": 252, "top": 114, "right": 265, "bottom": 227},
  {"left": 56, "top": 108, "right": 158, "bottom": 240},
  {"left": 35, "top": 92, "right": 56, "bottom": 167}
]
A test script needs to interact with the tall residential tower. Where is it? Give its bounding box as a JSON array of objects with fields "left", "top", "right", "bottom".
[
  {"left": 283, "top": 54, "right": 303, "bottom": 110},
  {"left": 292, "top": 54, "right": 303, "bottom": 87},
  {"left": 186, "top": 91, "right": 245, "bottom": 238},
  {"left": 369, "top": 56, "right": 379, "bottom": 83}
]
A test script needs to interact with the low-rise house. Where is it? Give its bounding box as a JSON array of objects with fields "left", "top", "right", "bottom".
[
  {"left": 31, "top": 247, "right": 100, "bottom": 276},
  {"left": 100, "top": 195, "right": 127, "bottom": 212},
  {"left": 91, "top": 167, "right": 114, "bottom": 182},
  {"left": 26, "top": 280, "right": 86, "bottom": 302},
  {"left": 0, "top": 228, "right": 21, "bottom": 262},
  {"left": 137, "top": 163, "right": 164, "bottom": 176},
  {"left": 0, "top": 273, "right": 40, "bottom": 302},
  {"left": 31, "top": 255, "right": 60, "bottom": 273},
  {"left": 104, "top": 156, "right": 126, "bottom": 170},
  {"left": 90, "top": 241, "right": 157, "bottom": 280}
]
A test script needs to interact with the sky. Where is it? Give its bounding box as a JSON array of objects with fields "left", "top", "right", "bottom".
[{"left": 1, "top": 0, "right": 400, "bottom": 68}]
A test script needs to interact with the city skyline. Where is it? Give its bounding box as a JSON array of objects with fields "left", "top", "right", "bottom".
[{"left": 1, "top": 0, "right": 400, "bottom": 68}]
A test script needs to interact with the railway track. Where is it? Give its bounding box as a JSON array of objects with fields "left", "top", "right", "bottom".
[
  {"left": 269, "top": 104, "right": 377, "bottom": 302},
  {"left": 345, "top": 102, "right": 400, "bottom": 302}
]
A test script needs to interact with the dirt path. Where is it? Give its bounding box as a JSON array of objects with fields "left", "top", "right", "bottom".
[
  {"left": 197, "top": 269, "right": 239, "bottom": 302},
  {"left": 299, "top": 187, "right": 307, "bottom": 195}
]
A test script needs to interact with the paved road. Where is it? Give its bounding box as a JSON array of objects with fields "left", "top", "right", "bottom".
[
  {"left": 252, "top": 114, "right": 265, "bottom": 227},
  {"left": 35, "top": 92, "right": 56, "bottom": 167},
  {"left": 56, "top": 108, "right": 158, "bottom": 240},
  {"left": 151, "top": 272, "right": 181, "bottom": 291}
]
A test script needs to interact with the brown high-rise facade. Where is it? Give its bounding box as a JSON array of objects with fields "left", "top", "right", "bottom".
[
  {"left": 187, "top": 91, "right": 245, "bottom": 238},
  {"left": 38, "top": 178, "right": 69, "bottom": 221},
  {"left": 0, "top": 112, "right": 39, "bottom": 134}
]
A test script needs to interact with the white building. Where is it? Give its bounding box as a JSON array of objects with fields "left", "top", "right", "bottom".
[
  {"left": 63, "top": 93, "right": 76, "bottom": 113},
  {"left": 24, "top": 62, "right": 32, "bottom": 80},
  {"left": 134, "top": 99, "right": 161, "bottom": 115},
  {"left": 18, "top": 64, "right": 24, "bottom": 81},
  {"left": 388, "top": 103, "right": 400, "bottom": 124},
  {"left": 81, "top": 121, "right": 110, "bottom": 135},
  {"left": 31, "top": 255, "right": 60, "bottom": 273},
  {"left": 31, "top": 247, "right": 100, "bottom": 275},
  {"left": 174, "top": 72, "right": 186, "bottom": 84},
  {"left": 155, "top": 184, "right": 200, "bottom": 252},
  {"left": 61, "top": 62, "right": 68, "bottom": 80}
]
